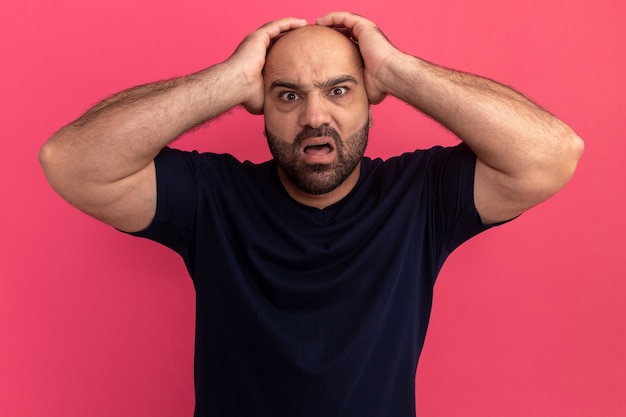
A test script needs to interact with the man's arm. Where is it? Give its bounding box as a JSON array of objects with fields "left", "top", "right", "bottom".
[
  {"left": 39, "top": 17, "right": 307, "bottom": 233},
  {"left": 317, "top": 12, "right": 584, "bottom": 225}
]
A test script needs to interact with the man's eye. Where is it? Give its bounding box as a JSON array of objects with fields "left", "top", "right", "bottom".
[
  {"left": 329, "top": 87, "right": 348, "bottom": 97},
  {"left": 279, "top": 91, "right": 300, "bottom": 102}
]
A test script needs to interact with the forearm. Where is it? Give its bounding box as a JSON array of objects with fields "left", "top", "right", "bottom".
[
  {"left": 316, "top": 11, "right": 583, "bottom": 223},
  {"left": 39, "top": 16, "right": 307, "bottom": 232},
  {"left": 381, "top": 53, "right": 581, "bottom": 180},
  {"left": 40, "top": 61, "right": 247, "bottom": 186}
]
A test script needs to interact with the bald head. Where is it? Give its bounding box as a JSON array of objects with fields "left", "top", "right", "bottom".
[{"left": 264, "top": 25, "right": 364, "bottom": 77}]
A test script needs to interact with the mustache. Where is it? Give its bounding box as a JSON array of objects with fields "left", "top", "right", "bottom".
[{"left": 294, "top": 125, "right": 342, "bottom": 146}]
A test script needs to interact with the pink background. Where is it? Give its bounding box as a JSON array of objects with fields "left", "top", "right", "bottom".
[{"left": 2, "top": 0, "right": 624, "bottom": 416}]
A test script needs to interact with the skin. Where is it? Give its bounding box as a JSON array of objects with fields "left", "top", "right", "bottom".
[
  {"left": 38, "top": 16, "right": 309, "bottom": 232},
  {"left": 262, "top": 26, "right": 371, "bottom": 208},
  {"left": 316, "top": 12, "right": 584, "bottom": 223},
  {"left": 39, "top": 12, "right": 583, "bottom": 233}
]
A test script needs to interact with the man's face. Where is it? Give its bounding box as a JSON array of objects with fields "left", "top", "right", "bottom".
[{"left": 263, "top": 26, "right": 371, "bottom": 196}]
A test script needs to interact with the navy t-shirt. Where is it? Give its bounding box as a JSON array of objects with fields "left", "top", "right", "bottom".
[{"left": 132, "top": 143, "right": 493, "bottom": 417}]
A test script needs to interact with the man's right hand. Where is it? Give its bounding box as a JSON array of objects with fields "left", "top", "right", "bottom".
[
  {"left": 39, "top": 17, "right": 306, "bottom": 233},
  {"left": 226, "top": 17, "right": 308, "bottom": 114}
]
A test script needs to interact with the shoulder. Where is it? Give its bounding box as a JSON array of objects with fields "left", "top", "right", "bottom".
[
  {"left": 361, "top": 144, "right": 476, "bottom": 182},
  {"left": 154, "top": 147, "right": 272, "bottom": 182}
]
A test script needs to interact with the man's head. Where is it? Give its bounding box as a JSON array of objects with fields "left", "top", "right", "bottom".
[{"left": 262, "top": 25, "right": 371, "bottom": 200}]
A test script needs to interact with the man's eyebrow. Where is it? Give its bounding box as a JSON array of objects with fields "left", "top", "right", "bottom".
[
  {"left": 315, "top": 75, "right": 359, "bottom": 89},
  {"left": 269, "top": 80, "right": 302, "bottom": 91},
  {"left": 269, "top": 75, "right": 358, "bottom": 92}
]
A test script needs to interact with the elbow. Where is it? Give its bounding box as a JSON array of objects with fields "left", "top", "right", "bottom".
[
  {"left": 557, "top": 127, "right": 585, "bottom": 187},
  {"left": 39, "top": 131, "right": 77, "bottom": 193},
  {"left": 534, "top": 127, "right": 584, "bottom": 199},
  {"left": 570, "top": 130, "right": 585, "bottom": 164},
  {"left": 38, "top": 138, "right": 56, "bottom": 181},
  {"left": 38, "top": 135, "right": 64, "bottom": 186},
  {"left": 38, "top": 139, "right": 54, "bottom": 172}
]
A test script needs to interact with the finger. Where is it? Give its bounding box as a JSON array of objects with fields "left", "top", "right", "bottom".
[
  {"left": 259, "top": 17, "right": 308, "bottom": 39},
  {"left": 316, "top": 11, "right": 366, "bottom": 30},
  {"left": 316, "top": 12, "right": 379, "bottom": 43}
]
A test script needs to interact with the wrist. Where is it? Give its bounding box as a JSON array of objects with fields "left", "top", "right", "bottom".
[
  {"left": 220, "top": 58, "right": 265, "bottom": 112},
  {"left": 376, "top": 51, "right": 421, "bottom": 101}
]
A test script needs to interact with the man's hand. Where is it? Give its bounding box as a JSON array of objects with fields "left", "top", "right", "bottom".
[
  {"left": 39, "top": 16, "right": 306, "bottom": 232},
  {"left": 316, "top": 12, "right": 401, "bottom": 104},
  {"left": 227, "top": 17, "right": 308, "bottom": 114},
  {"left": 321, "top": 11, "right": 583, "bottom": 225}
]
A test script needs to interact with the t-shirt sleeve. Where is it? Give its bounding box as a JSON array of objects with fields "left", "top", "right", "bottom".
[
  {"left": 129, "top": 147, "right": 201, "bottom": 261},
  {"left": 425, "top": 143, "right": 495, "bottom": 258}
]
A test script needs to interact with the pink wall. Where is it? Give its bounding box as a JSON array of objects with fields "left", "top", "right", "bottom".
[{"left": 2, "top": 0, "right": 624, "bottom": 416}]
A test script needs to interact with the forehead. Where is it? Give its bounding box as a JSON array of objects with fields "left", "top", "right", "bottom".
[{"left": 264, "top": 26, "right": 363, "bottom": 87}]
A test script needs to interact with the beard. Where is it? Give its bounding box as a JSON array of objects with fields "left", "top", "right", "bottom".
[{"left": 265, "top": 122, "right": 369, "bottom": 195}]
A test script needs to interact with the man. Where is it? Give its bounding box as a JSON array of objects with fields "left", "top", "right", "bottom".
[{"left": 39, "top": 11, "right": 583, "bottom": 417}]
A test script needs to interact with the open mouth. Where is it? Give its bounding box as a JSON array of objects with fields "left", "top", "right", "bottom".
[
  {"left": 301, "top": 136, "right": 336, "bottom": 157},
  {"left": 304, "top": 143, "right": 333, "bottom": 156}
]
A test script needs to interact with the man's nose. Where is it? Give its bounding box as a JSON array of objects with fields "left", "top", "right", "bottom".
[{"left": 299, "top": 95, "right": 332, "bottom": 128}]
